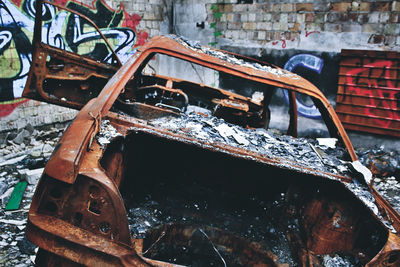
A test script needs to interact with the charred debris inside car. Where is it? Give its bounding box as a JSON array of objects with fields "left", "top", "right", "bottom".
[{"left": 21, "top": 1, "right": 400, "bottom": 266}]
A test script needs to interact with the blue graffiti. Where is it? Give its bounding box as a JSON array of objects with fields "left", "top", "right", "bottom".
[{"left": 283, "top": 54, "right": 324, "bottom": 119}]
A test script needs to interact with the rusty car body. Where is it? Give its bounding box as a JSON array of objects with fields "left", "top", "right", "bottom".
[{"left": 23, "top": 1, "right": 400, "bottom": 266}]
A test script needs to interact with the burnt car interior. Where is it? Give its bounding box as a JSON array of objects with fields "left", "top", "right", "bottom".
[
  {"left": 112, "top": 134, "right": 388, "bottom": 266},
  {"left": 23, "top": 1, "right": 400, "bottom": 266},
  {"left": 115, "top": 53, "right": 267, "bottom": 128},
  {"left": 102, "top": 55, "right": 389, "bottom": 264}
]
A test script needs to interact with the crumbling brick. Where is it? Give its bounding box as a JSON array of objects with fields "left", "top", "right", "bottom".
[
  {"left": 248, "top": 13, "right": 256, "bottom": 22},
  {"left": 243, "top": 22, "right": 256, "bottom": 30},
  {"left": 372, "top": 2, "right": 391, "bottom": 12},
  {"left": 305, "top": 13, "right": 315, "bottom": 22},
  {"left": 314, "top": 2, "right": 332, "bottom": 12},
  {"left": 342, "top": 24, "right": 362, "bottom": 32},
  {"left": 248, "top": 4, "right": 260, "bottom": 12},
  {"left": 227, "top": 13, "right": 234, "bottom": 22},
  {"left": 261, "top": 3, "right": 271, "bottom": 12},
  {"left": 332, "top": 3, "right": 351, "bottom": 12},
  {"left": 257, "top": 31, "right": 266, "bottom": 40},
  {"left": 289, "top": 22, "right": 300, "bottom": 31},
  {"left": 368, "top": 34, "right": 385, "bottom": 44},
  {"left": 360, "top": 2, "right": 371, "bottom": 12},
  {"left": 384, "top": 23, "right": 400, "bottom": 35},
  {"left": 384, "top": 35, "right": 396, "bottom": 45},
  {"left": 324, "top": 23, "right": 342, "bottom": 32},
  {"left": 264, "top": 13, "right": 272, "bottom": 22},
  {"left": 368, "top": 12, "right": 380, "bottom": 23},
  {"left": 390, "top": 13, "right": 400, "bottom": 23},
  {"left": 280, "top": 4, "right": 293, "bottom": 13},
  {"left": 233, "top": 4, "right": 247, "bottom": 12},
  {"left": 272, "top": 3, "right": 280, "bottom": 12},
  {"left": 326, "top": 12, "right": 341, "bottom": 23},
  {"left": 280, "top": 13, "right": 288, "bottom": 24},
  {"left": 288, "top": 13, "right": 296, "bottom": 23},
  {"left": 296, "top": 3, "right": 314, "bottom": 12},
  {"left": 227, "top": 22, "right": 241, "bottom": 30},
  {"left": 380, "top": 12, "right": 391, "bottom": 23},
  {"left": 393, "top": 1, "right": 400, "bottom": 11},
  {"left": 224, "top": 4, "right": 233, "bottom": 13}
]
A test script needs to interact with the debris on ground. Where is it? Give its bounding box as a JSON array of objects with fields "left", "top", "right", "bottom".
[
  {"left": 0, "top": 124, "right": 63, "bottom": 267},
  {"left": 0, "top": 120, "right": 399, "bottom": 266},
  {"left": 358, "top": 147, "right": 400, "bottom": 178}
]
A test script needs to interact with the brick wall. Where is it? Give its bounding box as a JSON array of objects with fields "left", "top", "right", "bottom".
[
  {"left": 103, "top": 0, "right": 170, "bottom": 38},
  {"left": 205, "top": 0, "right": 400, "bottom": 52},
  {"left": 0, "top": 101, "right": 77, "bottom": 132}
]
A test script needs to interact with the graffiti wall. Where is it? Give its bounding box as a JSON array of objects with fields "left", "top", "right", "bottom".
[
  {"left": 0, "top": 0, "right": 148, "bottom": 116},
  {"left": 222, "top": 47, "right": 341, "bottom": 118},
  {"left": 221, "top": 44, "right": 400, "bottom": 137},
  {"left": 336, "top": 49, "right": 400, "bottom": 137}
]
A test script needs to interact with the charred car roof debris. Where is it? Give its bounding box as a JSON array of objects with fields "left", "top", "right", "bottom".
[{"left": 171, "top": 35, "right": 298, "bottom": 78}]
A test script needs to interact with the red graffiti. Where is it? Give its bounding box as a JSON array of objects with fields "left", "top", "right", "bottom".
[
  {"left": 0, "top": 98, "right": 29, "bottom": 118},
  {"left": 122, "top": 11, "right": 148, "bottom": 48},
  {"left": 271, "top": 39, "right": 286, "bottom": 49},
  {"left": 345, "top": 60, "right": 400, "bottom": 128},
  {"left": 281, "top": 39, "right": 286, "bottom": 49},
  {"left": 305, "top": 31, "right": 320, "bottom": 37}
]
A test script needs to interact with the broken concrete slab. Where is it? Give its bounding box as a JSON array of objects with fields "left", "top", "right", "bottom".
[
  {"left": 12, "top": 130, "right": 31, "bottom": 145},
  {"left": 19, "top": 168, "right": 44, "bottom": 185},
  {"left": 0, "top": 155, "right": 28, "bottom": 167}
]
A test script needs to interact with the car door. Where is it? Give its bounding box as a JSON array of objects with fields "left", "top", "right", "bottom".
[{"left": 23, "top": 0, "right": 121, "bottom": 109}]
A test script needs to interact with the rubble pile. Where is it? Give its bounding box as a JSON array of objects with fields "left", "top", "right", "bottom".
[
  {"left": 0, "top": 124, "right": 63, "bottom": 267},
  {"left": 358, "top": 148, "right": 400, "bottom": 178},
  {"left": 0, "top": 118, "right": 399, "bottom": 266},
  {"left": 357, "top": 148, "right": 400, "bottom": 214},
  {"left": 373, "top": 176, "right": 400, "bottom": 213}
]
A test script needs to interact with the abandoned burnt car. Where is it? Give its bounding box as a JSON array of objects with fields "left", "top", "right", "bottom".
[{"left": 22, "top": 0, "right": 400, "bottom": 266}]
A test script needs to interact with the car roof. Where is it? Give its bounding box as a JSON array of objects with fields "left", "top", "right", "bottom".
[{"left": 138, "top": 35, "right": 329, "bottom": 103}]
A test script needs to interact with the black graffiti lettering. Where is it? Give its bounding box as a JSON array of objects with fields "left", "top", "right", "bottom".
[{"left": 65, "top": 0, "right": 124, "bottom": 59}]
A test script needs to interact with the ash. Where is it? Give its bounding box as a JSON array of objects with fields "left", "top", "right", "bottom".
[
  {"left": 374, "top": 176, "right": 400, "bottom": 214},
  {"left": 0, "top": 117, "right": 399, "bottom": 266},
  {"left": 125, "top": 180, "right": 298, "bottom": 266},
  {"left": 96, "top": 120, "right": 121, "bottom": 148},
  {"left": 0, "top": 124, "right": 63, "bottom": 266},
  {"left": 322, "top": 254, "right": 357, "bottom": 267},
  {"left": 148, "top": 111, "right": 351, "bottom": 179}
]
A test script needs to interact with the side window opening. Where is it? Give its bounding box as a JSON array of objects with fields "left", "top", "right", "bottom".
[
  {"left": 295, "top": 93, "right": 330, "bottom": 138},
  {"left": 115, "top": 53, "right": 268, "bottom": 127}
]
